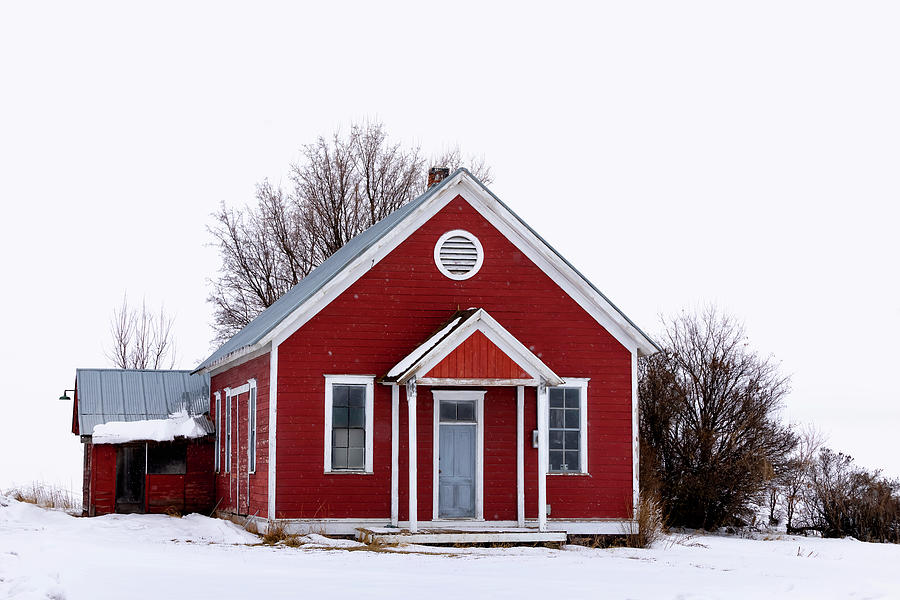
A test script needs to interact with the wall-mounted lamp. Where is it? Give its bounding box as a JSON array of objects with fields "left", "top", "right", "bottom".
[{"left": 59, "top": 389, "right": 75, "bottom": 401}]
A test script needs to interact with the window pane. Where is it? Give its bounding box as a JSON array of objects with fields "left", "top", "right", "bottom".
[
  {"left": 333, "top": 428, "right": 349, "bottom": 448},
  {"left": 332, "top": 448, "right": 348, "bottom": 469},
  {"left": 333, "top": 385, "right": 349, "bottom": 407},
  {"left": 440, "top": 401, "right": 457, "bottom": 422},
  {"left": 348, "top": 385, "right": 366, "bottom": 407},
  {"left": 565, "top": 408, "right": 580, "bottom": 428},
  {"left": 147, "top": 444, "right": 186, "bottom": 475},
  {"left": 564, "top": 430, "right": 579, "bottom": 450},
  {"left": 348, "top": 448, "right": 365, "bottom": 469},
  {"left": 549, "top": 430, "right": 564, "bottom": 449},
  {"left": 564, "top": 450, "right": 580, "bottom": 471},
  {"left": 549, "top": 408, "right": 565, "bottom": 429},
  {"left": 549, "top": 450, "right": 564, "bottom": 472},
  {"left": 564, "top": 388, "right": 580, "bottom": 408},
  {"left": 348, "top": 428, "right": 365, "bottom": 448},
  {"left": 348, "top": 407, "right": 365, "bottom": 427},
  {"left": 333, "top": 407, "right": 349, "bottom": 427},
  {"left": 456, "top": 401, "right": 475, "bottom": 422},
  {"left": 549, "top": 388, "right": 565, "bottom": 408}
]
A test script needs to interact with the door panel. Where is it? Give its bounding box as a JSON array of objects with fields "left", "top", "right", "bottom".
[
  {"left": 439, "top": 424, "right": 476, "bottom": 518},
  {"left": 115, "top": 445, "right": 145, "bottom": 513}
]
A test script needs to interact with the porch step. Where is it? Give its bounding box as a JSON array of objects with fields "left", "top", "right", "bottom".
[{"left": 356, "top": 527, "right": 567, "bottom": 546}]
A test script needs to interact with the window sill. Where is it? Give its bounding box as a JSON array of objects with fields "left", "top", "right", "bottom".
[
  {"left": 548, "top": 471, "right": 590, "bottom": 476},
  {"left": 324, "top": 470, "right": 373, "bottom": 475}
]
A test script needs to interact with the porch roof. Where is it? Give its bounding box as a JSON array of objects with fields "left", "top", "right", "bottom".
[{"left": 382, "top": 308, "right": 563, "bottom": 386}]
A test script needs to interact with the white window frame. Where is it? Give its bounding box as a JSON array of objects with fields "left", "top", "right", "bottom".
[
  {"left": 323, "top": 375, "right": 375, "bottom": 474},
  {"left": 547, "top": 378, "right": 589, "bottom": 475},
  {"left": 248, "top": 379, "right": 257, "bottom": 474},
  {"left": 224, "top": 387, "right": 232, "bottom": 474},
  {"left": 214, "top": 391, "right": 221, "bottom": 473}
]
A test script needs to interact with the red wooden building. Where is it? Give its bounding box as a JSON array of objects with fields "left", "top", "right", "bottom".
[
  {"left": 196, "top": 168, "right": 657, "bottom": 541},
  {"left": 71, "top": 369, "right": 215, "bottom": 516}
]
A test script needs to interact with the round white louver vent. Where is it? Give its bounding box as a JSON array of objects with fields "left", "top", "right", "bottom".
[{"left": 434, "top": 230, "right": 484, "bottom": 280}]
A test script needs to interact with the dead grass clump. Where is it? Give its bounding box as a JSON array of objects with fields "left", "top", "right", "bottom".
[
  {"left": 623, "top": 493, "right": 666, "bottom": 548},
  {"left": 261, "top": 519, "right": 301, "bottom": 547},
  {"left": 5, "top": 482, "right": 79, "bottom": 513}
]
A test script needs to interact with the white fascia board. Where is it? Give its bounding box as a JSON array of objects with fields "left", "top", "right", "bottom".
[
  {"left": 393, "top": 309, "right": 563, "bottom": 386},
  {"left": 263, "top": 174, "right": 469, "bottom": 350},
  {"left": 454, "top": 177, "right": 656, "bottom": 356}
]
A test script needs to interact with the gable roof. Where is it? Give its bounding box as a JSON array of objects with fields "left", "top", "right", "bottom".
[
  {"left": 383, "top": 308, "right": 564, "bottom": 386},
  {"left": 196, "top": 169, "right": 658, "bottom": 373},
  {"left": 75, "top": 369, "right": 211, "bottom": 437}
]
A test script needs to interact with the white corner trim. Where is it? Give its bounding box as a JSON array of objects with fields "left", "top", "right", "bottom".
[
  {"left": 323, "top": 375, "right": 375, "bottom": 474},
  {"left": 407, "top": 379, "right": 418, "bottom": 533},
  {"left": 431, "top": 390, "right": 486, "bottom": 521},
  {"left": 537, "top": 384, "right": 548, "bottom": 532},
  {"left": 268, "top": 344, "right": 278, "bottom": 520},
  {"left": 433, "top": 229, "right": 484, "bottom": 281},
  {"left": 631, "top": 350, "right": 640, "bottom": 516}
]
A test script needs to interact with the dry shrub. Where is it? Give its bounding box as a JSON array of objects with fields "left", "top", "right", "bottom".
[
  {"left": 5, "top": 482, "right": 79, "bottom": 513},
  {"left": 261, "top": 519, "right": 301, "bottom": 547},
  {"left": 623, "top": 493, "right": 666, "bottom": 548}
]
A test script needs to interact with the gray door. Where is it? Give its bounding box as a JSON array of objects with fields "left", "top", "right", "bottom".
[{"left": 439, "top": 423, "right": 476, "bottom": 518}]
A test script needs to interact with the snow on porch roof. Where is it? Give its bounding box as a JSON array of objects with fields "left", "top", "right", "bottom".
[
  {"left": 382, "top": 308, "right": 564, "bottom": 386},
  {"left": 75, "top": 369, "right": 211, "bottom": 437}
]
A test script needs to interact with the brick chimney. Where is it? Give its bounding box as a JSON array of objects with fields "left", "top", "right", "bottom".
[{"left": 427, "top": 166, "right": 450, "bottom": 189}]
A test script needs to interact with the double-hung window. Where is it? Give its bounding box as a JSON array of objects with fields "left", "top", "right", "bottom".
[
  {"left": 548, "top": 379, "right": 588, "bottom": 474},
  {"left": 324, "top": 376, "right": 374, "bottom": 473},
  {"left": 248, "top": 379, "right": 257, "bottom": 474}
]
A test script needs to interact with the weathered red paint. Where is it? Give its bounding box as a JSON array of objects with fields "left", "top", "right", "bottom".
[
  {"left": 425, "top": 330, "right": 531, "bottom": 379},
  {"left": 220, "top": 193, "right": 635, "bottom": 522},
  {"left": 210, "top": 353, "right": 270, "bottom": 518}
]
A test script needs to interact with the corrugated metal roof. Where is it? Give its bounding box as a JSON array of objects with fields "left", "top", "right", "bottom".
[
  {"left": 194, "top": 171, "right": 455, "bottom": 372},
  {"left": 196, "top": 168, "right": 659, "bottom": 373},
  {"left": 76, "top": 369, "right": 210, "bottom": 437}
]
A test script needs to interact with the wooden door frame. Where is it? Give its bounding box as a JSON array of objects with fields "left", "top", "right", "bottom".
[{"left": 432, "top": 389, "right": 485, "bottom": 521}]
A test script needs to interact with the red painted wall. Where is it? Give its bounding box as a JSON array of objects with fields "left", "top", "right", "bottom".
[
  {"left": 259, "top": 194, "right": 634, "bottom": 521},
  {"left": 210, "top": 353, "right": 270, "bottom": 518}
]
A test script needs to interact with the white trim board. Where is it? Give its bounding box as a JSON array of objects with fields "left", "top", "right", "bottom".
[{"left": 204, "top": 170, "right": 655, "bottom": 375}]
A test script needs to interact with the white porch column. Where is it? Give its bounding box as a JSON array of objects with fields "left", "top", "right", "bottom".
[
  {"left": 406, "top": 377, "right": 418, "bottom": 533},
  {"left": 391, "top": 384, "right": 399, "bottom": 527},
  {"left": 516, "top": 385, "right": 525, "bottom": 527},
  {"left": 537, "top": 382, "right": 548, "bottom": 532}
]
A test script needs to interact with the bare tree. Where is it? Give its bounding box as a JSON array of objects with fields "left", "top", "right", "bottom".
[
  {"left": 639, "top": 306, "right": 797, "bottom": 529},
  {"left": 208, "top": 120, "right": 492, "bottom": 342},
  {"left": 106, "top": 294, "right": 177, "bottom": 369}
]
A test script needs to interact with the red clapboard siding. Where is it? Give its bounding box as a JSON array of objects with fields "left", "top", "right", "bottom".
[
  {"left": 221, "top": 193, "right": 635, "bottom": 520},
  {"left": 425, "top": 330, "right": 531, "bottom": 379},
  {"left": 211, "top": 352, "right": 270, "bottom": 518}
]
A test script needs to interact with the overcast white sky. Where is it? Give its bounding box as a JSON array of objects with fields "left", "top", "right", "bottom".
[{"left": 1, "top": 1, "right": 898, "bottom": 492}]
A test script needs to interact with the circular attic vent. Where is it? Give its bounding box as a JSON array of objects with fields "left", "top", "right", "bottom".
[{"left": 434, "top": 230, "right": 484, "bottom": 280}]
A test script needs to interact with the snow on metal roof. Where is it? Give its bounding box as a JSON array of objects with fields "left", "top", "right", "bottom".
[{"left": 75, "top": 369, "right": 210, "bottom": 437}]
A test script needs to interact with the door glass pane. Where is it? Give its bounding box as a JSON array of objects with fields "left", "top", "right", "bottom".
[
  {"left": 440, "top": 401, "right": 457, "bottom": 422},
  {"left": 455, "top": 401, "right": 475, "bottom": 422}
]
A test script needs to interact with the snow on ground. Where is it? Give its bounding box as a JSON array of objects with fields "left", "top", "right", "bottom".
[{"left": 2, "top": 495, "right": 899, "bottom": 600}]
